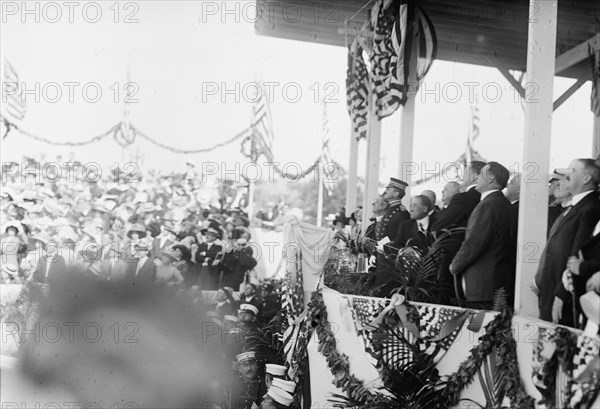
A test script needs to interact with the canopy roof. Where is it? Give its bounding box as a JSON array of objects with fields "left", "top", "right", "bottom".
[{"left": 255, "top": 0, "right": 599, "bottom": 80}]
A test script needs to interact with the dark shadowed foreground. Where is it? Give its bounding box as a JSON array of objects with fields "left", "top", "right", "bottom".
[{"left": 13, "top": 268, "right": 228, "bottom": 408}]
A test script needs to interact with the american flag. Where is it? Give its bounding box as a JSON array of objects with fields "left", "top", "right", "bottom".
[
  {"left": 351, "top": 297, "right": 388, "bottom": 364},
  {"left": 465, "top": 92, "right": 481, "bottom": 164},
  {"left": 321, "top": 101, "right": 334, "bottom": 196},
  {"left": 346, "top": 41, "right": 370, "bottom": 140},
  {"left": 2, "top": 59, "right": 27, "bottom": 124},
  {"left": 415, "top": 306, "right": 467, "bottom": 364},
  {"left": 370, "top": 0, "right": 437, "bottom": 119},
  {"left": 251, "top": 82, "right": 274, "bottom": 161}
]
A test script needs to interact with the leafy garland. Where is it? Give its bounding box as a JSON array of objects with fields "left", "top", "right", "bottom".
[
  {"left": 307, "top": 290, "right": 391, "bottom": 406},
  {"left": 307, "top": 289, "right": 536, "bottom": 408},
  {"left": 537, "top": 327, "right": 576, "bottom": 408},
  {"left": 437, "top": 309, "right": 535, "bottom": 409}
]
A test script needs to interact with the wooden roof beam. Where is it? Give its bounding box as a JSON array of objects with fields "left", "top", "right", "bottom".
[{"left": 555, "top": 33, "right": 600, "bottom": 75}]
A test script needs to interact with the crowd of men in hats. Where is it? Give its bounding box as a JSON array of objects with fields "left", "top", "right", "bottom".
[
  {"left": 338, "top": 158, "right": 600, "bottom": 330},
  {"left": 0, "top": 158, "right": 267, "bottom": 292},
  {"left": 1, "top": 157, "right": 303, "bottom": 408}
]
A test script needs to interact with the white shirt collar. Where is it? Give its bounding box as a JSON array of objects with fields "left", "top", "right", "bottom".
[
  {"left": 480, "top": 189, "right": 500, "bottom": 201},
  {"left": 467, "top": 183, "right": 477, "bottom": 192},
  {"left": 570, "top": 190, "right": 595, "bottom": 207},
  {"left": 375, "top": 215, "right": 383, "bottom": 222},
  {"left": 417, "top": 215, "right": 430, "bottom": 231},
  {"left": 510, "top": 199, "right": 519, "bottom": 205}
]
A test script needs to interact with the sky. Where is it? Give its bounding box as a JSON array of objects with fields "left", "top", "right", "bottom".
[{"left": 0, "top": 0, "right": 595, "bottom": 202}]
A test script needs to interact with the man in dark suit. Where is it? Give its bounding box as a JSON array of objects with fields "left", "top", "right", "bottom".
[
  {"left": 547, "top": 174, "right": 572, "bottom": 237},
  {"left": 564, "top": 227, "right": 600, "bottom": 326},
  {"left": 193, "top": 224, "right": 223, "bottom": 289},
  {"left": 450, "top": 162, "right": 514, "bottom": 309},
  {"left": 131, "top": 243, "right": 156, "bottom": 284},
  {"left": 32, "top": 243, "right": 67, "bottom": 284},
  {"left": 372, "top": 178, "right": 410, "bottom": 296},
  {"left": 535, "top": 159, "right": 600, "bottom": 325},
  {"left": 432, "top": 161, "right": 486, "bottom": 231},
  {"left": 151, "top": 226, "right": 175, "bottom": 258},
  {"left": 260, "top": 283, "right": 281, "bottom": 324},
  {"left": 391, "top": 195, "right": 437, "bottom": 253}
]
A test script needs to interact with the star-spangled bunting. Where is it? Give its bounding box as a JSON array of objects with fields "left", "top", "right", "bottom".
[
  {"left": 350, "top": 297, "right": 388, "bottom": 364},
  {"left": 346, "top": 41, "right": 370, "bottom": 140},
  {"left": 350, "top": 298, "right": 468, "bottom": 370},
  {"left": 368, "top": 0, "right": 437, "bottom": 119},
  {"left": 569, "top": 334, "right": 600, "bottom": 408}
]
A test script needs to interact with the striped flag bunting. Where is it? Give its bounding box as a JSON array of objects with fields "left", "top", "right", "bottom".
[
  {"left": 465, "top": 92, "right": 481, "bottom": 164},
  {"left": 369, "top": 0, "right": 437, "bottom": 119},
  {"left": 2, "top": 59, "right": 27, "bottom": 124},
  {"left": 346, "top": 40, "right": 370, "bottom": 140},
  {"left": 569, "top": 334, "right": 600, "bottom": 408},
  {"left": 591, "top": 51, "right": 600, "bottom": 117},
  {"left": 349, "top": 297, "right": 468, "bottom": 369},
  {"left": 350, "top": 296, "right": 388, "bottom": 364},
  {"left": 251, "top": 82, "right": 275, "bottom": 161}
]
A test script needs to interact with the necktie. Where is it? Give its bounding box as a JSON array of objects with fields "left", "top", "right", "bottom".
[
  {"left": 418, "top": 222, "right": 425, "bottom": 233},
  {"left": 549, "top": 205, "right": 572, "bottom": 236}
]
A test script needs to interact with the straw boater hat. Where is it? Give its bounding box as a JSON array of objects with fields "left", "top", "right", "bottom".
[
  {"left": 127, "top": 224, "right": 147, "bottom": 239},
  {"left": 239, "top": 303, "right": 259, "bottom": 316},
  {"left": 236, "top": 351, "right": 256, "bottom": 363},
  {"left": 267, "top": 386, "right": 294, "bottom": 406},
  {"left": 271, "top": 378, "right": 296, "bottom": 394},
  {"left": 265, "top": 364, "right": 287, "bottom": 377},
  {"left": 386, "top": 177, "right": 408, "bottom": 191}
]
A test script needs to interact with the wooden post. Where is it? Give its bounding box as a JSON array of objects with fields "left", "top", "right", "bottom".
[
  {"left": 593, "top": 52, "right": 600, "bottom": 159},
  {"left": 316, "top": 155, "right": 324, "bottom": 227},
  {"left": 362, "top": 93, "right": 382, "bottom": 219},
  {"left": 345, "top": 128, "right": 359, "bottom": 217},
  {"left": 515, "top": 0, "right": 558, "bottom": 316},
  {"left": 398, "top": 36, "right": 419, "bottom": 208}
]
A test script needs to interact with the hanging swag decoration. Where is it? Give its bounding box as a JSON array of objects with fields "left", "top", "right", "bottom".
[
  {"left": 369, "top": 0, "right": 437, "bottom": 119},
  {"left": 346, "top": 41, "right": 370, "bottom": 140}
]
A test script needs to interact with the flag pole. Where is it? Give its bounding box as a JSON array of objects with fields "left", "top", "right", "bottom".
[{"left": 316, "top": 151, "right": 324, "bottom": 228}]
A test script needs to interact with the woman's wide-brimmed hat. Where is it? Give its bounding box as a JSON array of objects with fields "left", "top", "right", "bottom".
[{"left": 127, "top": 223, "right": 147, "bottom": 238}]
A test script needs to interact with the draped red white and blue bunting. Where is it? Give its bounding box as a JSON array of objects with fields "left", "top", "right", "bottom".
[
  {"left": 569, "top": 334, "right": 600, "bottom": 408},
  {"left": 346, "top": 41, "right": 370, "bottom": 141},
  {"left": 349, "top": 297, "right": 468, "bottom": 370},
  {"left": 369, "top": 0, "right": 436, "bottom": 119}
]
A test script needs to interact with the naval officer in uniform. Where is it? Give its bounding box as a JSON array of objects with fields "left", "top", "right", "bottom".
[{"left": 372, "top": 177, "right": 410, "bottom": 296}]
